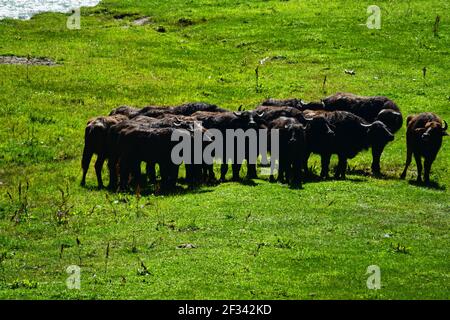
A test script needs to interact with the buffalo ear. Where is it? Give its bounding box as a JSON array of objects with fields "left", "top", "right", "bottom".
[{"left": 443, "top": 131, "right": 449, "bottom": 136}]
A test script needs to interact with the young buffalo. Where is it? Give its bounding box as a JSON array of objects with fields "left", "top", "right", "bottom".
[{"left": 400, "top": 113, "right": 448, "bottom": 183}]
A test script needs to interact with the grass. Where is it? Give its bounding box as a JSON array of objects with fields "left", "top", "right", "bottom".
[{"left": 0, "top": 0, "right": 449, "bottom": 299}]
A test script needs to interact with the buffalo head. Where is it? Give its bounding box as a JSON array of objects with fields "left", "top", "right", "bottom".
[
  {"left": 362, "top": 120, "right": 394, "bottom": 144},
  {"left": 417, "top": 120, "right": 449, "bottom": 142},
  {"left": 376, "top": 109, "right": 403, "bottom": 133}
]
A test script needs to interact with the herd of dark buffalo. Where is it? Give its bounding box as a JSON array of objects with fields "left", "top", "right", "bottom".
[{"left": 81, "top": 92, "right": 448, "bottom": 191}]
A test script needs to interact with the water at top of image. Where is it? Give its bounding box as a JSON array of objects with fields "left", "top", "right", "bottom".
[{"left": 0, "top": 0, "right": 101, "bottom": 20}]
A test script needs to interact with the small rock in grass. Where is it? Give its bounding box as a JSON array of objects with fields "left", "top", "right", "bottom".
[
  {"left": 344, "top": 69, "right": 356, "bottom": 75},
  {"left": 177, "top": 243, "right": 196, "bottom": 249}
]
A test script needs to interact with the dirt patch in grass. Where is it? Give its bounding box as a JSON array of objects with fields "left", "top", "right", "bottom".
[
  {"left": 133, "top": 16, "right": 152, "bottom": 26},
  {"left": 0, "top": 55, "right": 58, "bottom": 66}
]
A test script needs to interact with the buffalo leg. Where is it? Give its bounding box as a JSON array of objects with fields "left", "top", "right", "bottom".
[
  {"left": 94, "top": 155, "right": 106, "bottom": 189},
  {"left": 277, "top": 159, "right": 287, "bottom": 183},
  {"left": 400, "top": 147, "right": 413, "bottom": 179},
  {"left": 185, "top": 164, "right": 193, "bottom": 185},
  {"left": 246, "top": 164, "right": 257, "bottom": 179},
  {"left": 146, "top": 161, "right": 156, "bottom": 184},
  {"left": 205, "top": 164, "right": 216, "bottom": 183},
  {"left": 159, "top": 163, "right": 170, "bottom": 189},
  {"left": 371, "top": 145, "right": 385, "bottom": 176},
  {"left": 291, "top": 160, "right": 302, "bottom": 187},
  {"left": 81, "top": 148, "right": 93, "bottom": 186},
  {"left": 131, "top": 161, "right": 142, "bottom": 190},
  {"left": 119, "top": 158, "right": 131, "bottom": 191},
  {"left": 186, "top": 164, "right": 201, "bottom": 187},
  {"left": 107, "top": 156, "right": 119, "bottom": 191},
  {"left": 220, "top": 163, "right": 229, "bottom": 181},
  {"left": 232, "top": 163, "right": 241, "bottom": 181},
  {"left": 335, "top": 155, "right": 347, "bottom": 179},
  {"left": 423, "top": 156, "right": 435, "bottom": 184},
  {"left": 320, "top": 153, "right": 331, "bottom": 178},
  {"left": 168, "top": 164, "right": 179, "bottom": 189},
  {"left": 414, "top": 153, "right": 423, "bottom": 182},
  {"left": 160, "top": 163, "right": 179, "bottom": 190}
]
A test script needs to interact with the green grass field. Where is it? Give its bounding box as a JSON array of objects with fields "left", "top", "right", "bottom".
[{"left": 0, "top": 0, "right": 449, "bottom": 299}]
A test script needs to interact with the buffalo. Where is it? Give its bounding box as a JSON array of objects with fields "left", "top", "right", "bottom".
[
  {"left": 109, "top": 105, "right": 140, "bottom": 118},
  {"left": 111, "top": 102, "right": 226, "bottom": 119},
  {"left": 303, "top": 110, "right": 394, "bottom": 179},
  {"left": 268, "top": 117, "right": 306, "bottom": 186},
  {"left": 400, "top": 113, "right": 448, "bottom": 183},
  {"left": 81, "top": 114, "right": 128, "bottom": 188},
  {"left": 262, "top": 98, "right": 324, "bottom": 110},
  {"left": 320, "top": 93, "right": 403, "bottom": 133},
  {"left": 172, "top": 102, "right": 228, "bottom": 115}
]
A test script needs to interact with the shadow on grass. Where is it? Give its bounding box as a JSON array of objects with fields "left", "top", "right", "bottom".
[
  {"left": 408, "top": 180, "right": 446, "bottom": 191},
  {"left": 239, "top": 178, "right": 259, "bottom": 187},
  {"left": 82, "top": 166, "right": 445, "bottom": 197},
  {"left": 82, "top": 181, "right": 215, "bottom": 197},
  {"left": 301, "top": 171, "right": 366, "bottom": 183}
]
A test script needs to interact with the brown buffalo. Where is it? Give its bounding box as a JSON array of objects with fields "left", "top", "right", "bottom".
[
  {"left": 400, "top": 113, "right": 448, "bottom": 183},
  {"left": 81, "top": 114, "right": 128, "bottom": 188}
]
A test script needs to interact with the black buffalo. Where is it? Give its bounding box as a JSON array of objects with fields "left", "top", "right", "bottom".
[
  {"left": 268, "top": 117, "right": 306, "bottom": 186},
  {"left": 172, "top": 102, "right": 228, "bottom": 115},
  {"left": 303, "top": 110, "right": 394, "bottom": 179},
  {"left": 109, "top": 105, "right": 140, "bottom": 118}
]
